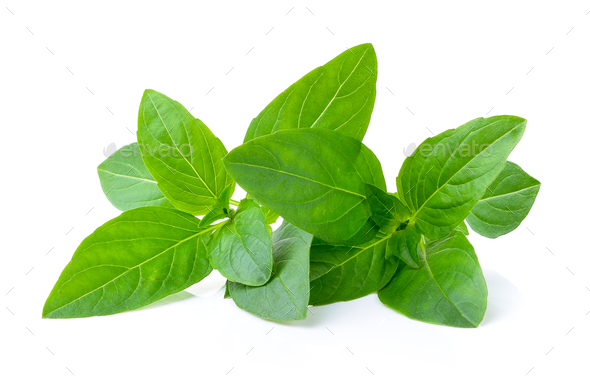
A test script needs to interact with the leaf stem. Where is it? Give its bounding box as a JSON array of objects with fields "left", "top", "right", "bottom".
[
  {"left": 201, "top": 220, "right": 227, "bottom": 234},
  {"left": 229, "top": 199, "right": 240, "bottom": 206}
]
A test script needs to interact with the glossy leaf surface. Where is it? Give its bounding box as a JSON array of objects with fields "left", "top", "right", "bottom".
[
  {"left": 244, "top": 43, "right": 377, "bottom": 142},
  {"left": 208, "top": 199, "right": 273, "bottom": 286},
  {"left": 43, "top": 207, "right": 212, "bottom": 318},
  {"left": 97, "top": 143, "right": 173, "bottom": 210},
  {"left": 310, "top": 233, "right": 398, "bottom": 305},
  {"left": 455, "top": 221, "right": 469, "bottom": 236},
  {"left": 138, "top": 89, "right": 234, "bottom": 215},
  {"left": 386, "top": 224, "right": 421, "bottom": 268},
  {"left": 228, "top": 221, "right": 313, "bottom": 321},
  {"left": 397, "top": 116, "right": 526, "bottom": 239},
  {"left": 379, "top": 231, "right": 487, "bottom": 328},
  {"left": 224, "top": 128, "right": 386, "bottom": 245},
  {"left": 365, "top": 183, "right": 410, "bottom": 232},
  {"left": 467, "top": 161, "right": 540, "bottom": 238}
]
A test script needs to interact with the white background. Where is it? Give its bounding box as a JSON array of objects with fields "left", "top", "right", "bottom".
[{"left": 1, "top": 1, "right": 589, "bottom": 383}]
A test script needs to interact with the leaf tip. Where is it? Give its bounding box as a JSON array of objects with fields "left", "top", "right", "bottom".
[
  {"left": 495, "top": 114, "right": 527, "bottom": 127},
  {"left": 350, "top": 42, "right": 375, "bottom": 54},
  {"left": 141, "top": 89, "right": 167, "bottom": 105},
  {"left": 41, "top": 295, "right": 62, "bottom": 319},
  {"left": 41, "top": 304, "right": 54, "bottom": 319},
  {"left": 142, "top": 88, "right": 159, "bottom": 97}
]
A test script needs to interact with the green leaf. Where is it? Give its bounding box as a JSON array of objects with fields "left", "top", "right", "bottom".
[
  {"left": 42, "top": 207, "right": 213, "bottom": 318},
  {"left": 247, "top": 195, "right": 280, "bottom": 225},
  {"left": 333, "top": 219, "right": 382, "bottom": 246},
  {"left": 424, "top": 222, "right": 468, "bottom": 245},
  {"left": 224, "top": 128, "right": 386, "bottom": 245},
  {"left": 244, "top": 43, "right": 377, "bottom": 142},
  {"left": 216, "top": 184, "right": 233, "bottom": 213},
  {"left": 455, "top": 221, "right": 469, "bottom": 236},
  {"left": 198, "top": 184, "right": 234, "bottom": 228},
  {"left": 261, "top": 206, "right": 279, "bottom": 225},
  {"left": 467, "top": 161, "right": 540, "bottom": 238},
  {"left": 395, "top": 129, "right": 456, "bottom": 210},
  {"left": 198, "top": 206, "right": 227, "bottom": 228},
  {"left": 378, "top": 231, "right": 487, "bottom": 328},
  {"left": 208, "top": 199, "right": 273, "bottom": 286},
  {"left": 386, "top": 224, "right": 421, "bottom": 268},
  {"left": 137, "top": 89, "right": 235, "bottom": 215},
  {"left": 224, "top": 280, "right": 231, "bottom": 299},
  {"left": 397, "top": 115, "right": 526, "bottom": 239},
  {"left": 310, "top": 232, "right": 398, "bottom": 306},
  {"left": 97, "top": 143, "right": 173, "bottom": 210},
  {"left": 365, "top": 183, "right": 410, "bottom": 232},
  {"left": 228, "top": 221, "right": 313, "bottom": 321}
]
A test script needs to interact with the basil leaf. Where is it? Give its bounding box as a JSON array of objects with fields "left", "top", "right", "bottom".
[
  {"left": 224, "top": 128, "right": 386, "bottom": 244},
  {"left": 397, "top": 116, "right": 526, "bottom": 239},
  {"left": 378, "top": 231, "right": 487, "bottom": 328},
  {"left": 365, "top": 183, "right": 410, "bottom": 232},
  {"left": 455, "top": 221, "right": 469, "bottom": 236},
  {"left": 467, "top": 161, "right": 540, "bottom": 238},
  {"left": 386, "top": 224, "right": 421, "bottom": 268},
  {"left": 208, "top": 199, "right": 273, "bottom": 286},
  {"left": 424, "top": 222, "right": 469, "bottom": 243},
  {"left": 395, "top": 129, "right": 455, "bottom": 209},
  {"left": 97, "top": 143, "right": 173, "bottom": 210},
  {"left": 138, "top": 89, "right": 235, "bottom": 215},
  {"left": 42, "top": 207, "right": 212, "bottom": 318},
  {"left": 261, "top": 205, "right": 279, "bottom": 225},
  {"left": 228, "top": 221, "right": 313, "bottom": 321},
  {"left": 198, "top": 207, "right": 227, "bottom": 228},
  {"left": 332, "top": 218, "right": 382, "bottom": 246},
  {"left": 309, "top": 233, "right": 398, "bottom": 305},
  {"left": 247, "top": 195, "right": 280, "bottom": 225},
  {"left": 244, "top": 43, "right": 377, "bottom": 142},
  {"left": 223, "top": 281, "right": 231, "bottom": 299},
  {"left": 199, "top": 185, "right": 234, "bottom": 228},
  {"left": 216, "top": 184, "right": 233, "bottom": 212}
]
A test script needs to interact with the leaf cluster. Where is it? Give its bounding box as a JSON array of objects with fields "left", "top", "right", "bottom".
[{"left": 43, "top": 43, "right": 540, "bottom": 327}]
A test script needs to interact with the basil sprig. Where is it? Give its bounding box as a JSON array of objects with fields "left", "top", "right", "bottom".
[{"left": 45, "top": 44, "right": 540, "bottom": 328}]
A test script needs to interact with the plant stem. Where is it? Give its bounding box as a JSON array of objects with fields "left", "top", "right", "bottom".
[
  {"left": 229, "top": 199, "right": 240, "bottom": 206},
  {"left": 201, "top": 220, "right": 227, "bottom": 234}
]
